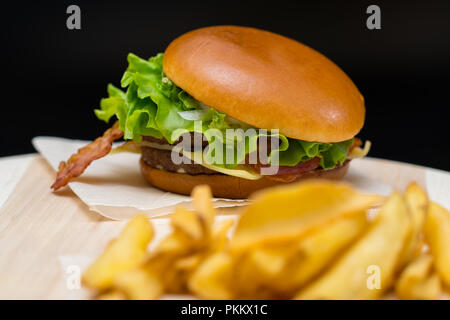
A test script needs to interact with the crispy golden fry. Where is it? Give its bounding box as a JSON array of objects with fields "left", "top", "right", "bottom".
[
  {"left": 399, "top": 183, "right": 428, "bottom": 266},
  {"left": 114, "top": 268, "right": 163, "bottom": 300},
  {"left": 192, "top": 185, "right": 215, "bottom": 230},
  {"left": 144, "top": 190, "right": 230, "bottom": 295},
  {"left": 295, "top": 192, "right": 411, "bottom": 300},
  {"left": 83, "top": 214, "right": 153, "bottom": 290},
  {"left": 233, "top": 213, "right": 368, "bottom": 298},
  {"left": 83, "top": 181, "right": 450, "bottom": 301},
  {"left": 395, "top": 254, "right": 441, "bottom": 300},
  {"left": 231, "top": 180, "right": 380, "bottom": 251},
  {"left": 153, "top": 210, "right": 207, "bottom": 259},
  {"left": 424, "top": 202, "right": 450, "bottom": 287},
  {"left": 279, "top": 212, "right": 368, "bottom": 293},
  {"left": 166, "top": 219, "right": 234, "bottom": 294},
  {"left": 145, "top": 232, "right": 194, "bottom": 294},
  {"left": 171, "top": 207, "right": 204, "bottom": 240},
  {"left": 152, "top": 231, "right": 194, "bottom": 256},
  {"left": 95, "top": 290, "right": 126, "bottom": 300},
  {"left": 188, "top": 252, "right": 233, "bottom": 300},
  {"left": 232, "top": 246, "right": 289, "bottom": 299},
  {"left": 210, "top": 219, "right": 234, "bottom": 252},
  {"left": 147, "top": 255, "right": 188, "bottom": 294},
  {"left": 175, "top": 254, "right": 204, "bottom": 271}
]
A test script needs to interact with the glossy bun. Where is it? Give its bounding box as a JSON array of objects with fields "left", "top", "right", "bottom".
[{"left": 163, "top": 26, "right": 365, "bottom": 142}]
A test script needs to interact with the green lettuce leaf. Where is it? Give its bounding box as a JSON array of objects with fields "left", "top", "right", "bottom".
[{"left": 95, "top": 53, "right": 353, "bottom": 170}]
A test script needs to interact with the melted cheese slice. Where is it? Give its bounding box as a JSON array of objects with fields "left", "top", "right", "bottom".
[{"left": 181, "top": 149, "right": 262, "bottom": 180}]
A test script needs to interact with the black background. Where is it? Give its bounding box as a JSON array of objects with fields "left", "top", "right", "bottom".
[{"left": 2, "top": 0, "right": 449, "bottom": 171}]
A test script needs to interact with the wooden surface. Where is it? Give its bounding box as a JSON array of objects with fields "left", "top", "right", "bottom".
[{"left": 0, "top": 154, "right": 448, "bottom": 299}]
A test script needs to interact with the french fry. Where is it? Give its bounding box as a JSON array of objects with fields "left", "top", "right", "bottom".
[
  {"left": 152, "top": 208, "right": 207, "bottom": 259},
  {"left": 82, "top": 182, "right": 449, "bottom": 301},
  {"left": 395, "top": 254, "right": 441, "bottom": 300},
  {"left": 167, "top": 219, "right": 235, "bottom": 294},
  {"left": 95, "top": 290, "right": 126, "bottom": 300},
  {"left": 153, "top": 230, "right": 194, "bottom": 256},
  {"left": 295, "top": 192, "right": 411, "bottom": 300},
  {"left": 192, "top": 185, "right": 215, "bottom": 231},
  {"left": 232, "top": 246, "right": 289, "bottom": 299},
  {"left": 145, "top": 190, "right": 232, "bottom": 294},
  {"left": 145, "top": 233, "right": 194, "bottom": 293},
  {"left": 171, "top": 207, "right": 204, "bottom": 240},
  {"left": 398, "top": 183, "right": 428, "bottom": 266},
  {"left": 278, "top": 212, "right": 369, "bottom": 294},
  {"left": 114, "top": 268, "right": 163, "bottom": 300},
  {"left": 424, "top": 202, "right": 450, "bottom": 287},
  {"left": 175, "top": 254, "right": 203, "bottom": 271},
  {"left": 82, "top": 214, "right": 153, "bottom": 291},
  {"left": 230, "top": 181, "right": 380, "bottom": 251},
  {"left": 233, "top": 212, "right": 368, "bottom": 298},
  {"left": 210, "top": 219, "right": 234, "bottom": 252},
  {"left": 188, "top": 252, "right": 234, "bottom": 300}
]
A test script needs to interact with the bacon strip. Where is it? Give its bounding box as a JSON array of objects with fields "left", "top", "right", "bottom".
[{"left": 51, "top": 122, "right": 124, "bottom": 191}]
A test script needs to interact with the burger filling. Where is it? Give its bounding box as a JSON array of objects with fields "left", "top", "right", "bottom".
[
  {"left": 139, "top": 135, "right": 359, "bottom": 183},
  {"left": 95, "top": 53, "right": 369, "bottom": 180}
]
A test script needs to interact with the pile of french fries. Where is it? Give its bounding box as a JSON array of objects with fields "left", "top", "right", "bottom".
[{"left": 82, "top": 181, "right": 450, "bottom": 300}]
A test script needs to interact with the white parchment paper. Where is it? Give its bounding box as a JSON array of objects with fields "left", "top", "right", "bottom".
[{"left": 32, "top": 136, "right": 249, "bottom": 219}]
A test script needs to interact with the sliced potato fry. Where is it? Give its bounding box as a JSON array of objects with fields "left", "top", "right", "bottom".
[
  {"left": 145, "top": 233, "right": 193, "bottom": 290},
  {"left": 399, "top": 183, "right": 428, "bottom": 266},
  {"left": 191, "top": 185, "right": 215, "bottom": 230},
  {"left": 152, "top": 226, "right": 200, "bottom": 258},
  {"left": 147, "top": 255, "right": 189, "bottom": 294},
  {"left": 279, "top": 212, "right": 368, "bottom": 293},
  {"left": 171, "top": 207, "right": 204, "bottom": 240},
  {"left": 166, "top": 219, "right": 235, "bottom": 294},
  {"left": 145, "top": 195, "right": 223, "bottom": 294},
  {"left": 188, "top": 252, "right": 233, "bottom": 300},
  {"left": 95, "top": 290, "right": 126, "bottom": 300},
  {"left": 249, "top": 247, "right": 287, "bottom": 278},
  {"left": 114, "top": 268, "right": 163, "bottom": 300},
  {"left": 395, "top": 254, "right": 441, "bottom": 300},
  {"left": 231, "top": 180, "right": 380, "bottom": 250},
  {"left": 424, "top": 202, "right": 450, "bottom": 287},
  {"left": 83, "top": 182, "right": 450, "bottom": 301},
  {"left": 175, "top": 254, "right": 203, "bottom": 271},
  {"left": 83, "top": 214, "right": 153, "bottom": 290},
  {"left": 232, "top": 246, "right": 289, "bottom": 299},
  {"left": 210, "top": 219, "right": 234, "bottom": 252},
  {"left": 295, "top": 192, "right": 411, "bottom": 300},
  {"left": 233, "top": 212, "right": 368, "bottom": 298}
]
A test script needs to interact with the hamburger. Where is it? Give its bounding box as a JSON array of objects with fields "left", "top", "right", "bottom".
[{"left": 51, "top": 26, "right": 369, "bottom": 198}]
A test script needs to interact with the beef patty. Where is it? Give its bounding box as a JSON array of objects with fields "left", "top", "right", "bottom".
[{"left": 141, "top": 135, "right": 219, "bottom": 175}]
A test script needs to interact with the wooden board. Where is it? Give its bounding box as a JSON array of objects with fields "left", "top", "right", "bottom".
[{"left": 0, "top": 155, "right": 448, "bottom": 299}]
